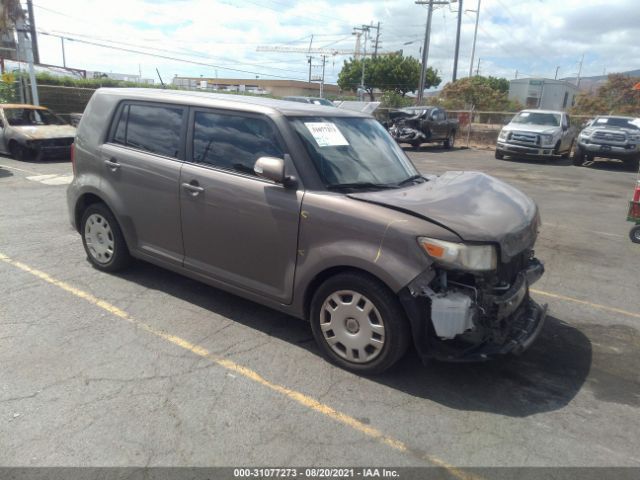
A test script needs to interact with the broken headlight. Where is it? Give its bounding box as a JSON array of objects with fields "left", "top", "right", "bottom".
[{"left": 418, "top": 237, "right": 497, "bottom": 272}]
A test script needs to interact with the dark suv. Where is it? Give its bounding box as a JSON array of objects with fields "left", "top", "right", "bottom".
[{"left": 68, "top": 88, "right": 545, "bottom": 373}]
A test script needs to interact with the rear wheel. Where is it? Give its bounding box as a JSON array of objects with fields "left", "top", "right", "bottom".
[
  {"left": 495, "top": 149, "right": 504, "bottom": 160},
  {"left": 310, "top": 272, "right": 410, "bottom": 374},
  {"left": 80, "top": 203, "right": 131, "bottom": 272},
  {"left": 444, "top": 131, "right": 456, "bottom": 149},
  {"left": 630, "top": 226, "right": 640, "bottom": 244}
]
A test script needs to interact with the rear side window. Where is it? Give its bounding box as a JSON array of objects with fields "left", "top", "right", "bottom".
[
  {"left": 192, "top": 111, "right": 284, "bottom": 176},
  {"left": 110, "top": 103, "right": 184, "bottom": 158}
]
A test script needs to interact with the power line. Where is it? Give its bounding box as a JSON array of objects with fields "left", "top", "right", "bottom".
[{"left": 37, "top": 31, "right": 309, "bottom": 81}]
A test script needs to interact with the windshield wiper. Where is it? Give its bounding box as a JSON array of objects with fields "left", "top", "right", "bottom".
[
  {"left": 326, "top": 182, "right": 398, "bottom": 191},
  {"left": 394, "top": 174, "right": 426, "bottom": 187}
]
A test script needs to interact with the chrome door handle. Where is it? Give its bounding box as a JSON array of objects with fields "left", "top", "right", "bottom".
[
  {"left": 104, "top": 159, "right": 120, "bottom": 171},
  {"left": 181, "top": 182, "right": 204, "bottom": 195}
]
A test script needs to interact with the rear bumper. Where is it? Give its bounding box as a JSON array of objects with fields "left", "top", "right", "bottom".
[{"left": 496, "top": 141, "right": 559, "bottom": 158}]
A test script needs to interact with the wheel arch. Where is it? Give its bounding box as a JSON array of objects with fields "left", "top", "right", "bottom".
[
  {"left": 302, "top": 265, "right": 396, "bottom": 321},
  {"left": 74, "top": 193, "right": 132, "bottom": 253}
]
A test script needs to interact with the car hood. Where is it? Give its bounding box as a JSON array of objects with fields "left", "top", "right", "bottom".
[
  {"left": 502, "top": 123, "right": 559, "bottom": 134},
  {"left": 348, "top": 171, "right": 539, "bottom": 261},
  {"left": 12, "top": 125, "right": 76, "bottom": 140}
]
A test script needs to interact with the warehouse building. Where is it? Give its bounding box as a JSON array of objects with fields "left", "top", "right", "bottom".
[{"left": 172, "top": 76, "right": 341, "bottom": 98}]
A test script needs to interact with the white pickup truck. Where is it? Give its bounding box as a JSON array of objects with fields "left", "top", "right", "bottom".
[{"left": 495, "top": 110, "right": 577, "bottom": 161}]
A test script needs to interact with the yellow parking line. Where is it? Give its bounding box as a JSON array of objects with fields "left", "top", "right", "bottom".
[
  {"left": 0, "top": 252, "right": 477, "bottom": 480},
  {"left": 531, "top": 288, "right": 640, "bottom": 320}
]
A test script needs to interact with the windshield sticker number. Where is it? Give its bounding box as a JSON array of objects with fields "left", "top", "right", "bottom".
[
  {"left": 520, "top": 112, "right": 530, "bottom": 117},
  {"left": 305, "top": 122, "right": 349, "bottom": 147},
  {"left": 596, "top": 118, "right": 608, "bottom": 123}
]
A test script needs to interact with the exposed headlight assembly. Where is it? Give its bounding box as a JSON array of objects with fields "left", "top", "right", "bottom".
[
  {"left": 418, "top": 237, "right": 498, "bottom": 272},
  {"left": 498, "top": 129, "right": 508, "bottom": 140}
]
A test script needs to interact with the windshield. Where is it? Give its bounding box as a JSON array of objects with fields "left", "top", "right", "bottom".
[
  {"left": 592, "top": 117, "right": 640, "bottom": 130},
  {"left": 311, "top": 99, "right": 335, "bottom": 107},
  {"left": 512, "top": 112, "right": 560, "bottom": 127},
  {"left": 3, "top": 108, "right": 67, "bottom": 126},
  {"left": 290, "top": 116, "right": 420, "bottom": 189}
]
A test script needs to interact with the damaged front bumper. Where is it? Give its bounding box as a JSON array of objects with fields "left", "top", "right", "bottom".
[{"left": 399, "top": 256, "right": 547, "bottom": 363}]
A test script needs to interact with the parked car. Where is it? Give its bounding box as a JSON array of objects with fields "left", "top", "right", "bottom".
[
  {"left": 68, "top": 88, "right": 545, "bottom": 374},
  {"left": 495, "top": 109, "right": 576, "bottom": 161},
  {"left": 0, "top": 104, "right": 76, "bottom": 161},
  {"left": 388, "top": 106, "right": 458, "bottom": 149},
  {"left": 282, "top": 96, "right": 336, "bottom": 107},
  {"left": 574, "top": 115, "right": 640, "bottom": 169}
]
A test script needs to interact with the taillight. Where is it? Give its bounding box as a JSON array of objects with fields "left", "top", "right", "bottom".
[{"left": 70, "top": 143, "right": 76, "bottom": 176}]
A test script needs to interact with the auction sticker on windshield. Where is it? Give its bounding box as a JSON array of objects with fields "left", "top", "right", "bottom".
[{"left": 305, "top": 122, "right": 349, "bottom": 147}]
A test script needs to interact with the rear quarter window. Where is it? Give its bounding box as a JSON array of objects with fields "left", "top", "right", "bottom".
[{"left": 109, "top": 102, "right": 184, "bottom": 158}]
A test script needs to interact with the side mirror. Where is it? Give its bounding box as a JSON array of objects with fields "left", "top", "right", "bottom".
[{"left": 254, "top": 156, "right": 286, "bottom": 183}]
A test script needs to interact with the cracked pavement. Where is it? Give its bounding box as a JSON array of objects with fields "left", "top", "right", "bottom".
[{"left": 1, "top": 148, "right": 640, "bottom": 468}]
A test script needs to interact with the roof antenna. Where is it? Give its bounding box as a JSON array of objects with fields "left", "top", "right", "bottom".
[{"left": 156, "top": 68, "right": 165, "bottom": 88}]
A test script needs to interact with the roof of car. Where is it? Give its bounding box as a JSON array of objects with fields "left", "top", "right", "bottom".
[
  {"left": 594, "top": 115, "right": 637, "bottom": 120},
  {"left": 0, "top": 103, "right": 47, "bottom": 110},
  {"left": 97, "top": 88, "right": 368, "bottom": 118}
]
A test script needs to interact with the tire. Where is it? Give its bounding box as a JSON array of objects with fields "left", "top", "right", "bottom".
[
  {"left": 444, "top": 131, "right": 456, "bottom": 149},
  {"left": 562, "top": 141, "right": 574, "bottom": 159},
  {"left": 80, "top": 203, "right": 131, "bottom": 272},
  {"left": 630, "top": 226, "right": 640, "bottom": 244},
  {"left": 573, "top": 145, "right": 585, "bottom": 166},
  {"left": 495, "top": 149, "right": 504, "bottom": 160},
  {"left": 624, "top": 157, "right": 640, "bottom": 172},
  {"left": 411, "top": 140, "right": 422, "bottom": 149},
  {"left": 309, "top": 272, "right": 410, "bottom": 374},
  {"left": 9, "top": 142, "right": 34, "bottom": 161}
]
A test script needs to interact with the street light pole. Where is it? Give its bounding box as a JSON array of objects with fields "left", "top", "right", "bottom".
[{"left": 452, "top": 0, "right": 463, "bottom": 81}]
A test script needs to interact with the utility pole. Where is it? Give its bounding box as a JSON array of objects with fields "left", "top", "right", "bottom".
[
  {"left": 452, "top": 0, "right": 463, "bottom": 81},
  {"left": 372, "top": 21, "right": 381, "bottom": 58},
  {"left": 515, "top": 70, "right": 518, "bottom": 79},
  {"left": 576, "top": 53, "right": 584, "bottom": 88},
  {"left": 475, "top": 57, "right": 481, "bottom": 76},
  {"left": 353, "top": 25, "right": 370, "bottom": 100},
  {"left": 415, "top": 1, "right": 448, "bottom": 104},
  {"left": 26, "top": 0, "right": 39, "bottom": 64},
  {"left": 554, "top": 66, "right": 559, "bottom": 80},
  {"left": 468, "top": 0, "right": 481, "bottom": 77},
  {"left": 61, "top": 37, "right": 66, "bottom": 68},
  {"left": 307, "top": 56, "right": 312, "bottom": 83},
  {"left": 320, "top": 55, "right": 326, "bottom": 98}
]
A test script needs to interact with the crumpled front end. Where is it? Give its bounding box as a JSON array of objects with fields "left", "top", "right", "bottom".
[{"left": 400, "top": 249, "right": 547, "bottom": 362}]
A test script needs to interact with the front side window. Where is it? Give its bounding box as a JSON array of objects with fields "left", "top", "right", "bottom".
[
  {"left": 192, "top": 111, "right": 284, "bottom": 176},
  {"left": 110, "top": 103, "right": 184, "bottom": 158},
  {"left": 3, "top": 108, "right": 67, "bottom": 126},
  {"left": 290, "top": 116, "right": 419, "bottom": 189}
]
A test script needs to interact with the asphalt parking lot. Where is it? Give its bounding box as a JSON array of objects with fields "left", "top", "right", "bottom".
[{"left": 1, "top": 147, "right": 639, "bottom": 471}]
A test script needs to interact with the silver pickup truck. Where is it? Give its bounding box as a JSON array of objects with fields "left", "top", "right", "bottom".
[
  {"left": 574, "top": 115, "right": 640, "bottom": 169},
  {"left": 495, "top": 109, "right": 576, "bottom": 162}
]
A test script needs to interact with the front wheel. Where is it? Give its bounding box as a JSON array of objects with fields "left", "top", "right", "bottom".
[
  {"left": 573, "top": 145, "right": 585, "bottom": 166},
  {"left": 9, "top": 142, "right": 34, "bottom": 161},
  {"left": 495, "top": 149, "right": 504, "bottom": 160},
  {"left": 310, "top": 272, "right": 410, "bottom": 374},
  {"left": 444, "top": 131, "right": 456, "bottom": 149},
  {"left": 630, "top": 226, "right": 640, "bottom": 244},
  {"left": 81, "top": 203, "right": 131, "bottom": 272}
]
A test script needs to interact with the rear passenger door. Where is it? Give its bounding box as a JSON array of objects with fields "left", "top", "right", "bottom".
[
  {"left": 179, "top": 109, "right": 302, "bottom": 303},
  {"left": 101, "top": 101, "right": 187, "bottom": 265}
]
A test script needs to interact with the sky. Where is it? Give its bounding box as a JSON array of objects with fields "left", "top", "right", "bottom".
[{"left": 28, "top": 0, "right": 640, "bottom": 89}]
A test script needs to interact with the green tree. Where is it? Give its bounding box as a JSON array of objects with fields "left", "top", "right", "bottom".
[
  {"left": 337, "top": 54, "right": 440, "bottom": 101},
  {"left": 435, "top": 75, "right": 520, "bottom": 111},
  {"left": 571, "top": 74, "right": 640, "bottom": 116}
]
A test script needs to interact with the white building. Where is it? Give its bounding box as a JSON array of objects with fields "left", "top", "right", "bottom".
[{"left": 509, "top": 78, "right": 579, "bottom": 111}]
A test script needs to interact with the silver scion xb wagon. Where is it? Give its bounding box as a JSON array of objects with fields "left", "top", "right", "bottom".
[{"left": 68, "top": 88, "right": 546, "bottom": 374}]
